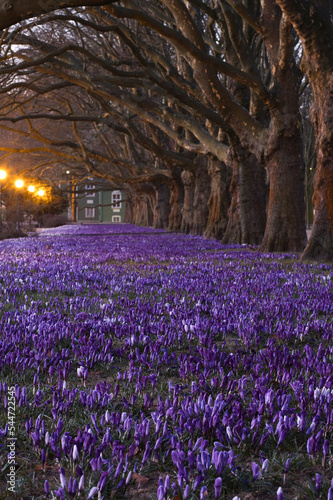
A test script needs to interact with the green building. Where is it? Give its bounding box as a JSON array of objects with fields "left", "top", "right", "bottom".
[{"left": 74, "top": 179, "right": 125, "bottom": 223}]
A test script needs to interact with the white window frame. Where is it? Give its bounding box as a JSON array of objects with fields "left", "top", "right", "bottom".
[
  {"left": 112, "top": 215, "right": 121, "bottom": 223},
  {"left": 85, "top": 184, "right": 95, "bottom": 197},
  {"left": 85, "top": 207, "right": 95, "bottom": 218},
  {"left": 112, "top": 190, "right": 121, "bottom": 211}
]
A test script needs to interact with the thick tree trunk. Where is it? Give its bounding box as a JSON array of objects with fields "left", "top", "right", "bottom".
[
  {"left": 181, "top": 170, "right": 195, "bottom": 234},
  {"left": 271, "top": 0, "right": 333, "bottom": 258},
  {"left": 132, "top": 189, "right": 154, "bottom": 227},
  {"left": 181, "top": 157, "right": 210, "bottom": 235},
  {"left": 260, "top": 120, "right": 307, "bottom": 252},
  {"left": 223, "top": 145, "right": 266, "bottom": 245},
  {"left": 153, "top": 184, "right": 170, "bottom": 229},
  {"left": 124, "top": 195, "right": 133, "bottom": 224},
  {"left": 302, "top": 73, "right": 333, "bottom": 260},
  {"left": 192, "top": 159, "right": 210, "bottom": 235},
  {"left": 204, "top": 158, "right": 231, "bottom": 240},
  {"left": 168, "top": 179, "right": 183, "bottom": 231}
]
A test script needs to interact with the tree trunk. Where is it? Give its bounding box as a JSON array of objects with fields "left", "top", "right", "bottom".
[
  {"left": 181, "top": 170, "right": 195, "bottom": 234},
  {"left": 260, "top": 113, "right": 307, "bottom": 252},
  {"left": 204, "top": 158, "right": 231, "bottom": 240},
  {"left": 153, "top": 184, "right": 170, "bottom": 229},
  {"left": 124, "top": 194, "right": 133, "bottom": 224},
  {"left": 168, "top": 179, "right": 183, "bottom": 231},
  {"left": 223, "top": 145, "right": 266, "bottom": 245},
  {"left": 181, "top": 157, "right": 210, "bottom": 235},
  {"left": 271, "top": 0, "right": 333, "bottom": 258},
  {"left": 131, "top": 189, "right": 154, "bottom": 227},
  {"left": 302, "top": 72, "right": 333, "bottom": 260}
]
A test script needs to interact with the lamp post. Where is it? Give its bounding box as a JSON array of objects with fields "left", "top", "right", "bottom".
[
  {"left": 15, "top": 179, "right": 24, "bottom": 233},
  {"left": 0, "top": 169, "right": 6, "bottom": 235},
  {"left": 66, "top": 170, "right": 76, "bottom": 222},
  {"left": 37, "top": 189, "right": 45, "bottom": 228},
  {"left": 28, "top": 185, "right": 35, "bottom": 229}
]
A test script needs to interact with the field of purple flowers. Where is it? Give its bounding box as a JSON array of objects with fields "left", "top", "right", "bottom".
[{"left": 0, "top": 224, "right": 333, "bottom": 500}]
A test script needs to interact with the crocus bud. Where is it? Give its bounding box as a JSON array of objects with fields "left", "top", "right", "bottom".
[
  {"left": 125, "top": 471, "right": 132, "bottom": 485},
  {"left": 60, "top": 471, "right": 66, "bottom": 489},
  {"left": 87, "top": 487, "right": 99, "bottom": 499},
  {"left": 78, "top": 475, "right": 85, "bottom": 491},
  {"left": 72, "top": 445, "right": 79, "bottom": 462},
  {"left": 44, "top": 480, "right": 50, "bottom": 497},
  {"left": 214, "top": 477, "right": 222, "bottom": 498},
  {"left": 252, "top": 462, "right": 261, "bottom": 481},
  {"left": 277, "top": 487, "right": 283, "bottom": 500}
]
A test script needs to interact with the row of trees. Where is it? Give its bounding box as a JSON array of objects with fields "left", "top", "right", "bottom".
[{"left": 0, "top": 1, "right": 332, "bottom": 259}]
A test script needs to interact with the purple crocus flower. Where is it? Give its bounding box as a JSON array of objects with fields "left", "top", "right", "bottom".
[
  {"left": 72, "top": 445, "right": 79, "bottom": 462},
  {"left": 277, "top": 487, "right": 283, "bottom": 500},
  {"left": 44, "top": 480, "right": 50, "bottom": 497},
  {"left": 315, "top": 473, "right": 322, "bottom": 494},
  {"left": 157, "top": 485, "right": 164, "bottom": 500},
  {"left": 59, "top": 471, "right": 66, "bottom": 489},
  {"left": 307, "top": 435, "right": 315, "bottom": 456},
  {"left": 87, "top": 487, "right": 99, "bottom": 499},
  {"left": 214, "top": 477, "right": 222, "bottom": 499},
  {"left": 262, "top": 459, "right": 269, "bottom": 473},
  {"left": 252, "top": 462, "right": 261, "bottom": 481},
  {"left": 200, "top": 486, "right": 208, "bottom": 499},
  {"left": 78, "top": 475, "right": 85, "bottom": 491}
]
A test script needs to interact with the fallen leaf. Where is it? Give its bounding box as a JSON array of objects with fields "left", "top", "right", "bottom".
[{"left": 132, "top": 472, "right": 150, "bottom": 485}]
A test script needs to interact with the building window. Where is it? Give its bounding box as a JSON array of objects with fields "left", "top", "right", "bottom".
[
  {"left": 85, "top": 184, "right": 95, "bottom": 197},
  {"left": 85, "top": 207, "right": 95, "bottom": 218},
  {"left": 112, "top": 190, "right": 121, "bottom": 211},
  {"left": 112, "top": 215, "right": 121, "bottom": 223}
]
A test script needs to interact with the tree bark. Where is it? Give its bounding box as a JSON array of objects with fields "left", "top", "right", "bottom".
[
  {"left": 223, "top": 145, "right": 266, "bottom": 245},
  {"left": 153, "top": 184, "right": 170, "bottom": 229},
  {"left": 130, "top": 185, "right": 155, "bottom": 227},
  {"left": 204, "top": 158, "right": 231, "bottom": 240},
  {"left": 124, "top": 194, "right": 133, "bottom": 224},
  {"left": 273, "top": 0, "right": 333, "bottom": 260},
  {"left": 181, "top": 156, "right": 210, "bottom": 235},
  {"left": 181, "top": 170, "right": 195, "bottom": 234},
  {"left": 192, "top": 158, "right": 210, "bottom": 235},
  {"left": 168, "top": 178, "right": 183, "bottom": 231},
  {"left": 302, "top": 72, "right": 333, "bottom": 260},
  {"left": 260, "top": 113, "right": 307, "bottom": 252}
]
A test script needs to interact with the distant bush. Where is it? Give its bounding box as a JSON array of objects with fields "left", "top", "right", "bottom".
[{"left": 42, "top": 214, "right": 69, "bottom": 228}]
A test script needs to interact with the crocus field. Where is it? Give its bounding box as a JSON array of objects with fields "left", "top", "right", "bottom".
[{"left": 1, "top": 224, "right": 333, "bottom": 500}]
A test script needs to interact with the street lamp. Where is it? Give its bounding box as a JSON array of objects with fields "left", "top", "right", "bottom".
[
  {"left": 28, "top": 185, "right": 35, "bottom": 193},
  {"left": 0, "top": 169, "right": 6, "bottom": 235},
  {"left": 15, "top": 179, "right": 24, "bottom": 232}
]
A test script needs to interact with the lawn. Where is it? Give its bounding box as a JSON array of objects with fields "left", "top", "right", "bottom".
[{"left": 0, "top": 224, "right": 332, "bottom": 500}]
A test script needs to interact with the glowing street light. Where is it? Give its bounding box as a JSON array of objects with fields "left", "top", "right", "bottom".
[
  {"left": 37, "top": 189, "right": 45, "bottom": 197},
  {"left": 28, "top": 185, "right": 35, "bottom": 193},
  {"left": 0, "top": 170, "right": 6, "bottom": 180},
  {"left": 15, "top": 179, "right": 24, "bottom": 188}
]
